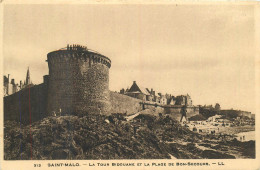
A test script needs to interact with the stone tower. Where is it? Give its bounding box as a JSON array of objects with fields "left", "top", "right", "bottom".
[{"left": 46, "top": 44, "right": 111, "bottom": 115}]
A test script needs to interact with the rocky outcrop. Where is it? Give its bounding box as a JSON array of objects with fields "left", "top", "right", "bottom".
[{"left": 4, "top": 113, "right": 255, "bottom": 160}]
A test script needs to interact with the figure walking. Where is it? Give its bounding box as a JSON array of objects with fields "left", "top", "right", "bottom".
[{"left": 180, "top": 105, "right": 187, "bottom": 122}]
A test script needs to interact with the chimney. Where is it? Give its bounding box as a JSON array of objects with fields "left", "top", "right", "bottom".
[{"left": 11, "top": 79, "right": 15, "bottom": 85}]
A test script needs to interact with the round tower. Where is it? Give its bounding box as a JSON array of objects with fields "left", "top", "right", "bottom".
[{"left": 46, "top": 44, "right": 111, "bottom": 115}]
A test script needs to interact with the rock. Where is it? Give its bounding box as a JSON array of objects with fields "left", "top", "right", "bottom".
[
  {"left": 51, "top": 149, "right": 70, "bottom": 159},
  {"left": 4, "top": 113, "right": 253, "bottom": 160},
  {"left": 201, "top": 150, "right": 235, "bottom": 159}
]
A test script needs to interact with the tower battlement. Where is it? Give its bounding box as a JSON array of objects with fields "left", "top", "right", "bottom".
[{"left": 47, "top": 45, "right": 111, "bottom": 68}]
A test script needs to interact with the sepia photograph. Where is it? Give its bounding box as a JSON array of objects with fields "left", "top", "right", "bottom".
[{"left": 1, "top": 1, "right": 260, "bottom": 169}]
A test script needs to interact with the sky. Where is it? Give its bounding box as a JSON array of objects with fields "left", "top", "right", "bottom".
[{"left": 3, "top": 4, "right": 257, "bottom": 113}]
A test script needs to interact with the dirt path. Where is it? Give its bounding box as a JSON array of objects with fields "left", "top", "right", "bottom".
[{"left": 126, "top": 112, "right": 140, "bottom": 121}]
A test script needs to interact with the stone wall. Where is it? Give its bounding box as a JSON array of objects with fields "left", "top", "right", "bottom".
[
  {"left": 110, "top": 92, "right": 198, "bottom": 120},
  {"left": 110, "top": 91, "right": 143, "bottom": 115},
  {"left": 4, "top": 87, "right": 198, "bottom": 125},
  {"left": 164, "top": 106, "right": 199, "bottom": 121},
  {"left": 4, "top": 83, "right": 47, "bottom": 125},
  {"left": 110, "top": 92, "right": 165, "bottom": 116},
  {"left": 47, "top": 50, "right": 111, "bottom": 115},
  {"left": 220, "top": 110, "right": 252, "bottom": 118}
]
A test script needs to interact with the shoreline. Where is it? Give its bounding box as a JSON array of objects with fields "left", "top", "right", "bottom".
[{"left": 217, "top": 125, "right": 255, "bottom": 135}]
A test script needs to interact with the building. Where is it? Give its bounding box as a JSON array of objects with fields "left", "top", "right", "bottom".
[
  {"left": 158, "top": 93, "right": 167, "bottom": 105},
  {"left": 168, "top": 96, "right": 177, "bottom": 105},
  {"left": 175, "top": 95, "right": 185, "bottom": 105},
  {"left": 3, "top": 75, "right": 19, "bottom": 96},
  {"left": 154, "top": 93, "right": 160, "bottom": 103},
  {"left": 126, "top": 81, "right": 150, "bottom": 101},
  {"left": 119, "top": 88, "right": 126, "bottom": 94},
  {"left": 186, "top": 94, "right": 192, "bottom": 106},
  {"left": 122, "top": 82, "right": 193, "bottom": 107},
  {"left": 175, "top": 94, "right": 192, "bottom": 106},
  {"left": 3, "top": 75, "right": 10, "bottom": 96},
  {"left": 125, "top": 81, "right": 170, "bottom": 104},
  {"left": 3, "top": 67, "right": 33, "bottom": 96},
  {"left": 145, "top": 88, "right": 154, "bottom": 101}
]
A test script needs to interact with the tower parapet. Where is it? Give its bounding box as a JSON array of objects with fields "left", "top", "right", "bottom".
[{"left": 47, "top": 44, "right": 111, "bottom": 115}]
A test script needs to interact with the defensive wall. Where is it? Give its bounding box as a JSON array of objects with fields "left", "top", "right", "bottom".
[
  {"left": 220, "top": 110, "right": 252, "bottom": 119},
  {"left": 110, "top": 91, "right": 199, "bottom": 120},
  {"left": 4, "top": 88, "right": 199, "bottom": 124},
  {"left": 4, "top": 83, "right": 47, "bottom": 124},
  {"left": 164, "top": 106, "right": 199, "bottom": 121},
  {"left": 110, "top": 91, "right": 143, "bottom": 115},
  {"left": 4, "top": 44, "right": 199, "bottom": 124}
]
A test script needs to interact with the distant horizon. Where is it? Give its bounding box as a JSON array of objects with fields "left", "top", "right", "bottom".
[{"left": 3, "top": 4, "right": 256, "bottom": 113}]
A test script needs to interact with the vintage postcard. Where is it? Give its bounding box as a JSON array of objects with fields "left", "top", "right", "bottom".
[{"left": 0, "top": 1, "right": 259, "bottom": 170}]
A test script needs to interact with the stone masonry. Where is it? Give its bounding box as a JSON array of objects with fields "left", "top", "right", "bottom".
[
  {"left": 47, "top": 45, "right": 111, "bottom": 115},
  {"left": 4, "top": 44, "right": 199, "bottom": 125}
]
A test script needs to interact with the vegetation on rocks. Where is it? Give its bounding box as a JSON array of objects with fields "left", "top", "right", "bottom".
[{"left": 4, "top": 111, "right": 255, "bottom": 160}]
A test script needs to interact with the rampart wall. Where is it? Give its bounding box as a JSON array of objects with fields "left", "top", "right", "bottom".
[
  {"left": 4, "top": 45, "right": 199, "bottom": 124},
  {"left": 110, "top": 91, "right": 143, "bottom": 115},
  {"left": 4, "top": 89, "right": 199, "bottom": 124},
  {"left": 110, "top": 92, "right": 199, "bottom": 119},
  {"left": 4, "top": 83, "right": 47, "bottom": 124},
  {"left": 220, "top": 110, "right": 252, "bottom": 118},
  {"left": 164, "top": 106, "right": 199, "bottom": 121}
]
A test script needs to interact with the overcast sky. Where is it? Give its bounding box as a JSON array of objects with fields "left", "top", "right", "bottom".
[{"left": 3, "top": 4, "right": 257, "bottom": 113}]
